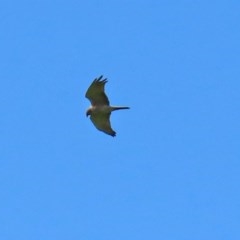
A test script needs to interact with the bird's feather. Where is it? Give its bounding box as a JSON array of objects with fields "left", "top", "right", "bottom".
[
  {"left": 85, "top": 76, "right": 110, "bottom": 106},
  {"left": 90, "top": 112, "right": 116, "bottom": 137}
]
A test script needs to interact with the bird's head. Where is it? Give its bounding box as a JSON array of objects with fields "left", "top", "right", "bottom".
[{"left": 86, "top": 108, "right": 92, "bottom": 117}]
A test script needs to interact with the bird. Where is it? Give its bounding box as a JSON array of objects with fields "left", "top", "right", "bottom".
[{"left": 85, "top": 75, "right": 130, "bottom": 137}]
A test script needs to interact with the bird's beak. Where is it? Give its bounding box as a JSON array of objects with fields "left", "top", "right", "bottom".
[{"left": 86, "top": 110, "right": 90, "bottom": 117}]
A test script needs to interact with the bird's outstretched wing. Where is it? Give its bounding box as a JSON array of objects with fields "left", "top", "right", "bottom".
[
  {"left": 85, "top": 76, "right": 110, "bottom": 106},
  {"left": 90, "top": 112, "right": 116, "bottom": 137}
]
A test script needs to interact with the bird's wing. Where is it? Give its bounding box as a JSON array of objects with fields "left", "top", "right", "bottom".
[
  {"left": 90, "top": 112, "right": 116, "bottom": 137},
  {"left": 85, "top": 76, "right": 110, "bottom": 106}
]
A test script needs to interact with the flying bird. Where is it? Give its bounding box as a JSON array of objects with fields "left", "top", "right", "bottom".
[{"left": 85, "top": 75, "right": 130, "bottom": 137}]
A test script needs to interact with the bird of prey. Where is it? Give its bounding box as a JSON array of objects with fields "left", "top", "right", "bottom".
[{"left": 85, "top": 75, "right": 129, "bottom": 137}]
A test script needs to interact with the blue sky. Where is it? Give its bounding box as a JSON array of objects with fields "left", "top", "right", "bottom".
[{"left": 1, "top": 1, "right": 240, "bottom": 239}]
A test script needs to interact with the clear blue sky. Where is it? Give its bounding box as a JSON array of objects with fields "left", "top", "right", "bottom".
[{"left": 1, "top": 1, "right": 239, "bottom": 239}]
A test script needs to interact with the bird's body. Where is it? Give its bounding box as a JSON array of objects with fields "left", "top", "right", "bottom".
[{"left": 85, "top": 76, "right": 129, "bottom": 137}]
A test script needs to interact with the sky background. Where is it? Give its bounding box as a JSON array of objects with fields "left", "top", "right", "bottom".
[{"left": 1, "top": 1, "right": 240, "bottom": 239}]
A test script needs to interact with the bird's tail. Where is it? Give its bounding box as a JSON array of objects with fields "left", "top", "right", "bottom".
[{"left": 111, "top": 106, "right": 130, "bottom": 111}]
